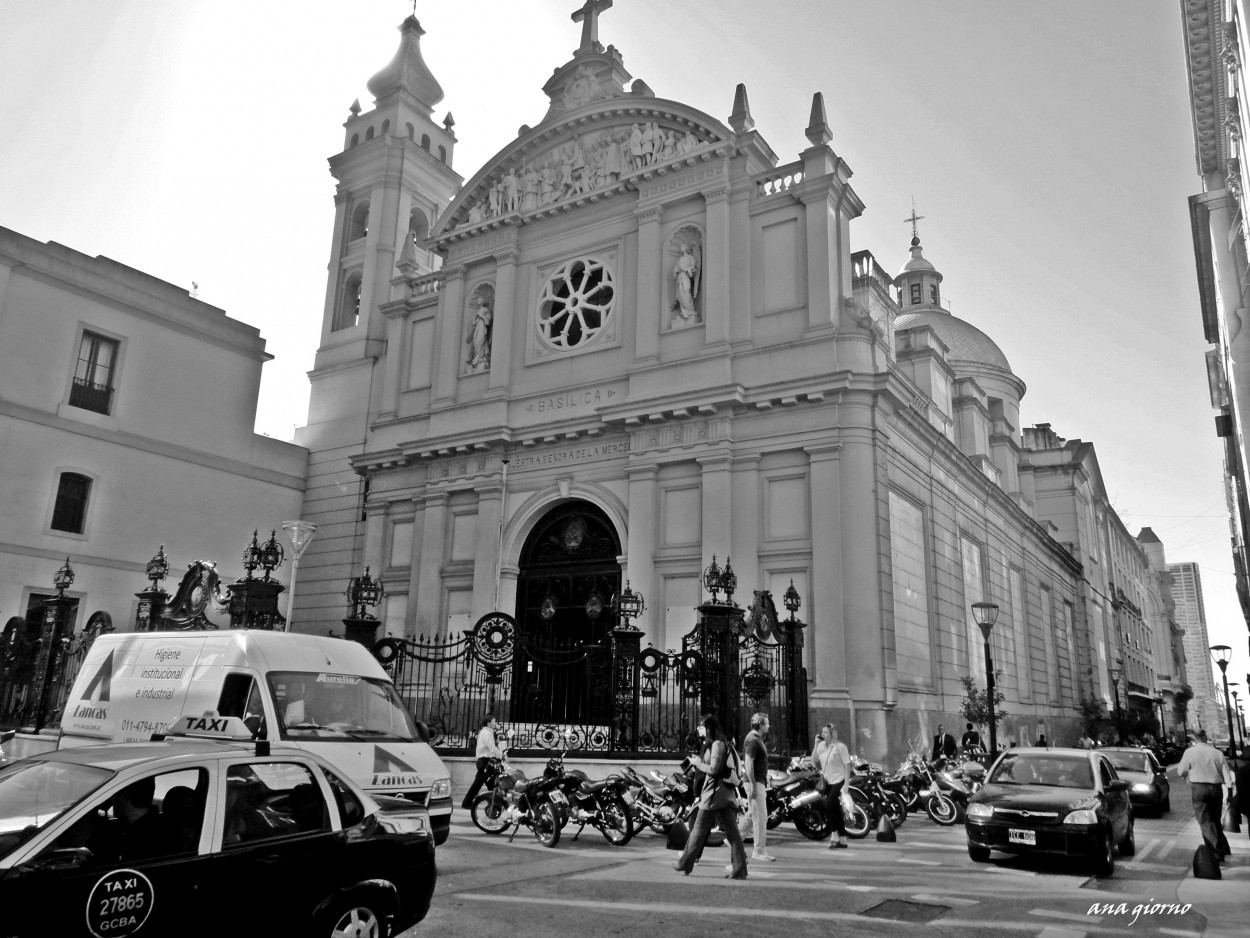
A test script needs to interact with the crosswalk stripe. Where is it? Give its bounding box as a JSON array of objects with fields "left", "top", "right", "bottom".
[
  {"left": 1035, "top": 927, "right": 1085, "bottom": 938},
  {"left": 897, "top": 858, "right": 943, "bottom": 866},
  {"left": 1131, "top": 838, "right": 1158, "bottom": 862},
  {"left": 1157, "top": 840, "right": 1176, "bottom": 859},
  {"left": 912, "top": 893, "right": 979, "bottom": 906},
  {"left": 1032, "top": 909, "right": 1100, "bottom": 924}
]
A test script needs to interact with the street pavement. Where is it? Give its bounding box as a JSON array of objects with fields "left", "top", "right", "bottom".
[{"left": 403, "top": 775, "right": 1248, "bottom": 938}]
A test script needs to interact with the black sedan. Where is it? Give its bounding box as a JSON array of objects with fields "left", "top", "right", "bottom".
[
  {"left": 0, "top": 732, "right": 435, "bottom": 937},
  {"left": 1099, "top": 747, "right": 1170, "bottom": 814},
  {"left": 965, "top": 747, "right": 1134, "bottom": 875}
]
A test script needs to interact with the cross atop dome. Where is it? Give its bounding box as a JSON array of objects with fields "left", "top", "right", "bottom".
[
  {"left": 903, "top": 197, "right": 925, "bottom": 245},
  {"left": 573, "top": 0, "right": 613, "bottom": 53}
]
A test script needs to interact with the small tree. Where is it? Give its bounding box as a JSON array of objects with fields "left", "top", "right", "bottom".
[
  {"left": 959, "top": 675, "right": 1007, "bottom": 742},
  {"left": 1078, "top": 696, "right": 1107, "bottom": 738}
]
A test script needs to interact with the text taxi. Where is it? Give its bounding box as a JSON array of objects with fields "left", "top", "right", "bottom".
[{"left": 0, "top": 717, "right": 435, "bottom": 938}]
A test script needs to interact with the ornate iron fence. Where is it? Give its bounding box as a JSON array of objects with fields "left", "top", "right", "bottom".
[
  {"left": 1, "top": 611, "right": 113, "bottom": 732},
  {"left": 375, "top": 592, "right": 809, "bottom": 758}
]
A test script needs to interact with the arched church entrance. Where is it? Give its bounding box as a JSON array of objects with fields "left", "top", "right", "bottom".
[{"left": 512, "top": 501, "right": 621, "bottom": 726}]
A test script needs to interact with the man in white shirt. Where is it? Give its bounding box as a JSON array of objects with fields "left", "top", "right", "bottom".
[
  {"left": 461, "top": 714, "right": 504, "bottom": 809},
  {"left": 1177, "top": 729, "right": 1234, "bottom": 861}
]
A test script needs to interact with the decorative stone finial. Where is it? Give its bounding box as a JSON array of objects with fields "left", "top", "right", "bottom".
[
  {"left": 349, "top": 98, "right": 361, "bottom": 116},
  {"left": 443, "top": 111, "right": 456, "bottom": 130},
  {"left": 805, "top": 92, "right": 833, "bottom": 146},
  {"left": 729, "top": 83, "right": 755, "bottom": 134}
]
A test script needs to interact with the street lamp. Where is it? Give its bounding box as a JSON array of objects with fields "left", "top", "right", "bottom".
[
  {"left": 280, "top": 520, "right": 317, "bottom": 632},
  {"left": 1232, "top": 687, "right": 1246, "bottom": 754},
  {"left": 971, "top": 601, "right": 1000, "bottom": 757},
  {"left": 1153, "top": 687, "right": 1167, "bottom": 742},
  {"left": 53, "top": 557, "right": 75, "bottom": 596},
  {"left": 1211, "top": 645, "right": 1237, "bottom": 755},
  {"left": 783, "top": 579, "right": 801, "bottom": 621},
  {"left": 343, "top": 566, "right": 384, "bottom": 647},
  {"left": 1108, "top": 659, "right": 1124, "bottom": 745},
  {"left": 614, "top": 580, "right": 644, "bottom": 631},
  {"left": 703, "top": 555, "right": 724, "bottom": 604}
]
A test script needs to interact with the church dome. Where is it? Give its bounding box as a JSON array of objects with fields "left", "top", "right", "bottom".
[
  {"left": 897, "top": 236, "right": 936, "bottom": 275},
  {"left": 894, "top": 308, "right": 1013, "bottom": 373},
  {"left": 367, "top": 16, "right": 444, "bottom": 108}
]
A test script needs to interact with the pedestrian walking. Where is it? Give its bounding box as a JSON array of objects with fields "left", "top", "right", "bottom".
[
  {"left": 813, "top": 723, "right": 853, "bottom": 849},
  {"left": 672, "top": 714, "right": 748, "bottom": 879},
  {"left": 961, "top": 723, "right": 983, "bottom": 753},
  {"left": 1036, "top": 732, "right": 1048, "bottom": 748},
  {"left": 460, "top": 714, "right": 504, "bottom": 809},
  {"left": 1177, "top": 729, "right": 1234, "bottom": 861},
  {"left": 737, "top": 712, "right": 774, "bottom": 861}
]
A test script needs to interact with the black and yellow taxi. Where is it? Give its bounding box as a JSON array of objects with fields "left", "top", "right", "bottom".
[
  {"left": 0, "top": 716, "right": 435, "bottom": 938},
  {"left": 965, "top": 746, "right": 1134, "bottom": 875}
]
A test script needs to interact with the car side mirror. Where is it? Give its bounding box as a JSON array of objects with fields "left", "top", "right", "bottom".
[
  {"left": 1107, "top": 779, "right": 1128, "bottom": 793},
  {"left": 413, "top": 720, "right": 431, "bottom": 744},
  {"left": 24, "top": 847, "right": 93, "bottom": 872}
]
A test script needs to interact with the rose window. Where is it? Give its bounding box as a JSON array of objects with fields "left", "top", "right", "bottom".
[{"left": 536, "top": 256, "right": 615, "bottom": 351}]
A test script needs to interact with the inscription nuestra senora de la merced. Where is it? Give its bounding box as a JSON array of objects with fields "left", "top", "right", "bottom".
[{"left": 508, "top": 438, "right": 629, "bottom": 470}]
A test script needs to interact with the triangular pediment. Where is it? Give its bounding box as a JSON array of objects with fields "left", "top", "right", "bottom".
[{"left": 430, "top": 100, "right": 735, "bottom": 244}]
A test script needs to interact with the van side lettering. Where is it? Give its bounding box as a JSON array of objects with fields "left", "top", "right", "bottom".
[{"left": 79, "top": 650, "right": 114, "bottom": 703}]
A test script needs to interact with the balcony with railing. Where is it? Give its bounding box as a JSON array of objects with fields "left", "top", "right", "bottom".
[{"left": 69, "top": 377, "right": 113, "bottom": 414}]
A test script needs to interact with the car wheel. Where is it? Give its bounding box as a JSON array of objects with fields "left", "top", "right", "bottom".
[
  {"left": 322, "top": 898, "right": 389, "bottom": 938},
  {"left": 1093, "top": 833, "right": 1115, "bottom": 877},
  {"left": 968, "top": 844, "right": 991, "bottom": 863},
  {"left": 1118, "top": 815, "right": 1136, "bottom": 857}
]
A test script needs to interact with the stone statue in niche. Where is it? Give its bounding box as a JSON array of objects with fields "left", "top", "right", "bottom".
[
  {"left": 669, "top": 228, "right": 702, "bottom": 327},
  {"left": 465, "top": 287, "right": 495, "bottom": 369}
]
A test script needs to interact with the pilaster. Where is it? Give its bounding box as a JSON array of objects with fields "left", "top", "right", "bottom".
[
  {"left": 703, "top": 188, "right": 731, "bottom": 347},
  {"left": 626, "top": 463, "right": 660, "bottom": 648},
  {"left": 487, "top": 251, "right": 519, "bottom": 392},
  {"left": 806, "top": 442, "right": 844, "bottom": 691},
  {"left": 417, "top": 491, "right": 449, "bottom": 634},
  {"left": 434, "top": 269, "right": 466, "bottom": 402},
  {"left": 471, "top": 479, "right": 505, "bottom": 614},
  {"left": 698, "top": 452, "right": 733, "bottom": 567},
  {"left": 634, "top": 208, "right": 662, "bottom": 362},
  {"left": 404, "top": 495, "right": 426, "bottom": 637}
]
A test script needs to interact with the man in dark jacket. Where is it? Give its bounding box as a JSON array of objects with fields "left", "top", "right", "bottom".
[{"left": 932, "top": 724, "right": 957, "bottom": 761}]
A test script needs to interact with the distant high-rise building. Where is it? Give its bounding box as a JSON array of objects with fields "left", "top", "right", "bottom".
[{"left": 1168, "top": 562, "right": 1222, "bottom": 736}]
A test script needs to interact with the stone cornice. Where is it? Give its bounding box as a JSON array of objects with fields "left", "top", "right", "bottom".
[{"left": 1182, "top": 0, "right": 1228, "bottom": 176}]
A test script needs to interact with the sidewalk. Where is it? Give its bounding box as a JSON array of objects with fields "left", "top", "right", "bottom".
[{"left": 1168, "top": 773, "right": 1247, "bottom": 938}]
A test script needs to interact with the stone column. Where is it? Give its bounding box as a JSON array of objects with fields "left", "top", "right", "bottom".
[
  {"left": 434, "top": 269, "right": 465, "bottom": 403},
  {"left": 727, "top": 186, "right": 752, "bottom": 344},
  {"left": 730, "top": 454, "right": 761, "bottom": 590},
  {"left": 698, "top": 452, "right": 733, "bottom": 569},
  {"left": 801, "top": 187, "right": 838, "bottom": 331},
  {"left": 377, "top": 311, "right": 405, "bottom": 420},
  {"left": 626, "top": 463, "right": 660, "bottom": 647},
  {"left": 488, "top": 250, "right": 518, "bottom": 392},
  {"left": 805, "top": 442, "right": 844, "bottom": 692},
  {"left": 634, "top": 208, "right": 662, "bottom": 362},
  {"left": 416, "top": 491, "right": 449, "bottom": 635},
  {"left": 471, "top": 478, "right": 505, "bottom": 615},
  {"left": 703, "top": 188, "right": 731, "bottom": 347},
  {"left": 403, "top": 495, "right": 426, "bottom": 637}
]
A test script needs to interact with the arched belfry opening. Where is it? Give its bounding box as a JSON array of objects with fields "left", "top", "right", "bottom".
[{"left": 512, "top": 500, "right": 622, "bottom": 725}]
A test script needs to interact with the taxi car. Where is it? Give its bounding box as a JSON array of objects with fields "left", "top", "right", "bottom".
[
  {"left": 1098, "top": 747, "right": 1170, "bottom": 815},
  {"left": 0, "top": 716, "right": 435, "bottom": 937},
  {"left": 965, "top": 747, "right": 1134, "bottom": 875}
]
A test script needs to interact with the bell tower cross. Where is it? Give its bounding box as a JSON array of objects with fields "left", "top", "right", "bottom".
[{"left": 572, "top": 0, "right": 613, "bottom": 52}]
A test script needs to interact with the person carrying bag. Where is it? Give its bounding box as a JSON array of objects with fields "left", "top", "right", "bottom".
[
  {"left": 672, "top": 714, "right": 749, "bottom": 879},
  {"left": 813, "top": 723, "right": 852, "bottom": 849}
]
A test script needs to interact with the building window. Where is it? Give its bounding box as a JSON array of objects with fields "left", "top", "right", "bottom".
[
  {"left": 960, "top": 536, "right": 985, "bottom": 681},
  {"left": 51, "top": 472, "right": 91, "bottom": 534},
  {"left": 888, "top": 492, "right": 931, "bottom": 685},
  {"left": 69, "top": 331, "right": 119, "bottom": 414},
  {"left": 536, "top": 255, "right": 615, "bottom": 351},
  {"left": 333, "top": 273, "right": 363, "bottom": 331},
  {"left": 910, "top": 283, "right": 921, "bottom": 305},
  {"left": 420, "top": 134, "right": 430, "bottom": 151},
  {"left": 930, "top": 284, "right": 938, "bottom": 304},
  {"left": 349, "top": 202, "right": 369, "bottom": 241}
]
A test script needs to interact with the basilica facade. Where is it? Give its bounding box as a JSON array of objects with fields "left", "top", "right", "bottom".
[{"left": 293, "top": 8, "right": 1092, "bottom": 757}]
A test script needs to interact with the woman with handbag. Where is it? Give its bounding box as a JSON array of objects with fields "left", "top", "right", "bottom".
[
  {"left": 813, "top": 722, "right": 852, "bottom": 849},
  {"left": 673, "top": 713, "right": 749, "bottom": 879}
]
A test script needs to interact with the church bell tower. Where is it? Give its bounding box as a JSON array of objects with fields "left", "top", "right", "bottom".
[{"left": 294, "top": 14, "right": 461, "bottom": 635}]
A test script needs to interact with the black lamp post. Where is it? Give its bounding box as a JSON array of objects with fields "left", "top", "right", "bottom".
[
  {"left": 971, "top": 601, "right": 1000, "bottom": 757},
  {"left": 136, "top": 544, "right": 171, "bottom": 631},
  {"left": 343, "top": 567, "right": 384, "bottom": 647},
  {"left": 32, "top": 558, "right": 76, "bottom": 731},
  {"left": 1211, "top": 645, "right": 1237, "bottom": 754},
  {"left": 1231, "top": 687, "right": 1246, "bottom": 754},
  {"left": 721, "top": 557, "right": 737, "bottom": 606},
  {"left": 784, "top": 579, "right": 801, "bottom": 621},
  {"left": 1108, "top": 659, "right": 1124, "bottom": 745},
  {"left": 1154, "top": 687, "right": 1167, "bottom": 742},
  {"left": 703, "top": 555, "right": 724, "bottom": 604},
  {"left": 614, "top": 580, "right": 644, "bottom": 630}
]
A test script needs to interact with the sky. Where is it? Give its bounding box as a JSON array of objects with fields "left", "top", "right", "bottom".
[{"left": 1, "top": 0, "right": 1246, "bottom": 713}]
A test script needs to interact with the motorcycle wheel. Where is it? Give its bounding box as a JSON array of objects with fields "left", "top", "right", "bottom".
[
  {"left": 470, "top": 791, "right": 510, "bottom": 835},
  {"left": 926, "top": 793, "right": 958, "bottom": 826},
  {"left": 599, "top": 793, "right": 634, "bottom": 846},
  {"left": 793, "top": 804, "right": 831, "bottom": 840},
  {"left": 766, "top": 814, "right": 783, "bottom": 830},
  {"left": 843, "top": 803, "right": 871, "bottom": 839},
  {"left": 531, "top": 800, "right": 561, "bottom": 848},
  {"left": 886, "top": 792, "right": 908, "bottom": 827}
]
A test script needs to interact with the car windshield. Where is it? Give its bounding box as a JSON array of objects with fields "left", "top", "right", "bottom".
[
  {"left": 988, "top": 753, "right": 1094, "bottom": 789},
  {"left": 1103, "top": 751, "right": 1149, "bottom": 773},
  {"left": 268, "top": 671, "right": 419, "bottom": 742},
  {"left": 0, "top": 760, "right": 113, "bottom": 857}
]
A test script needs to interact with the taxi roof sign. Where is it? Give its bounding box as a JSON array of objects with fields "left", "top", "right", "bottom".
[{"left": 171, "top": 714, "right": 255, "bottom": 739}]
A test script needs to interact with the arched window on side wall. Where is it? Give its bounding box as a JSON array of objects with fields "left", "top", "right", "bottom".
[
  {"left": 438, "top": 145, "right": 447, "bottom": 163},
  {"left": 420, "top": 134, "right": 430, "bottom": 151},
  {"left": 333, "top": 272, "right": 363, "bottom": 331},
  {"left": 349, "top": 201, "right": 370, "bottom": 241},
  {"left": 350, "top": 133, "right": 359, "bottom": 148},
  {"left": 365, "top": 126, "right": 374, "bottom": 140},
  {"left": 381, "top": 119, "right": 390, "bottom": 134},
  {"left": 406, "top": 123, "right": 415, "bottom": 141}
]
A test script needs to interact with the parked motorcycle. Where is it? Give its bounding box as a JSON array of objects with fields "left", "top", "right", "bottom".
[
  {"left": 469, "top": 754, "right": 565, "bottom": 847},
  {"left": 882, "top": 753, "right": 927, "bottom": 811},
  {"left": 620, "top": 766, "right": 688, "bottom": 836},
  {"left": 763, "top": 757, "right": 831, "bottom": 840},
  {"left": 847, "top": 760, "right": 908, "bottom": 830},
  {"left": 914, "top": 756, "right": 969, "bottom": 825},
  {"left": 551, "top": 759, "right": 635, "bottom": 845}
]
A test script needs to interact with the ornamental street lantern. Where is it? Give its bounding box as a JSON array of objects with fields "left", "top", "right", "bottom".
[
  {"left": 1108, "top": 659, "right": 1124, "bottom": 745},
  {"left": 343, "top": 567, "right": 384, "bottom": 648},
  {"left": 614, "top": 581, "right": 645, "bottom": 630},
  {"left": 230, "top": 530, "right": 286, "bottom": 630},
  {"left": 1211, "top": 644, "right": 1237, "bottom": 754},
  {"left": 53, "top": 557, "right": 75, "bottom": 596},
  {"left": 970, "top": 601, "right": 1000, "bottom": 757},
  {"left": 241, "top": 530, "right": 285, "bottom": 581},
  {"left": 721, "top": 556, "right": 738, "bottom": 605},
  {"left": 783, "top": 578, "right": 801, "bottom": 621},
  {"left": 136, "top": 544, "right": 172, "bottom": 631},
  {"left": 33, "top": 558, "right": 77, "bottom": 730},
  {"left": 703, "top": 555, "right": 724, "bottom": 604}
]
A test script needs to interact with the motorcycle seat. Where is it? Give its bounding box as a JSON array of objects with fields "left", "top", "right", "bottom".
[
  {"left": 580, "top": 779, "right": 611, "bottom": 795},
  {"left": 513, "top": 778, "right": 535, "bottom": 793}
]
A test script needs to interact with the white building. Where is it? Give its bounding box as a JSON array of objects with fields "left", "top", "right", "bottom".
[
  {"left": 1169, "top": 561, "right": 1226, "bottom": 736},
  {"left": 0, "top": 226, "right": 307, "bottom": 636}
]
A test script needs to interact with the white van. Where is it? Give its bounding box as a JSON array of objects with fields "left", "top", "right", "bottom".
[{"left": 58, "top": 630, "right": 452, "bottom": 844}]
